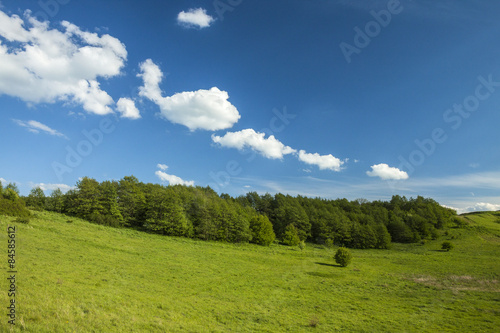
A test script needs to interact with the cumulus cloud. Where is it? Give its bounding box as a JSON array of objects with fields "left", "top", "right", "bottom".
[
  {"left": 157, "top": 163, "right": 168, "bottom": 171},
  {"left": 33, "top": 183, "right": 74, "bottom": 193},
  {"left": 367, "top": 163, "right": 409, "bottom": 180},
  {"left": 297, "top": 150, "right": 345, "bottom": 172},
  {"left": 116, "top": 98, "right": 141, "bottom": 119},
  {"left": 212, "top": 129, "right": 296, "bottom": 159},
  {"left": 13, "top": 119, "right": 67, "bottom": 138},
  {"left": 138, "top": 59, "right": 240, "bottom": 131},
  {"left": 177, "top": 8, "right": 215, "bottom": 29},
  {"left": 464, "top": 202, "right": 500, "bottom": 213},
  {"left": 0, "top": 10, "right": 127, "bottom": 115},
  {"left": 155, "top": 170, "right": 194, "bottom": 186}
]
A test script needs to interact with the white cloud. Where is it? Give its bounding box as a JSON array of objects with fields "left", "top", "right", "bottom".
[
  {"left": 116, "top": 98, "right": 141, "bottom": 119},
  {"left": 464, "top": 202, "right": 500, "bottom": 213},
  {"left": 13, "top": 119, "right": 67, "bottom": 138},
  {"left": 138, "top": 59, "right": 240, "bottom": 131},
  {"left": 0, "top": 10, "right": 127, "bottom": 115},
  {"left": 155, "top": 170, "right": 194, "bottom": 186},
  {"left": 177, "top": 8, "right": 215, "bottom": 29},
  {"left": 297, "top": 150, "right": 345, "bottom": 172},
  {"left": 33, "top": 183, "right": 74, "bottom": 193},
  {"left": 157, "top": 163, "right": 168, "bottom": 171},
  {"left": 367, "top": 163, "right": 409, "bottom": 180},
  {"left": 212, "top": 129, "right": 296, "bottom": 159}
]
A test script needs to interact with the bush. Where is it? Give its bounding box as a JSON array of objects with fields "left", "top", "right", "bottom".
[
  {"left": 334, "top": 247, "right": 352, "bottom": 267},
  {"left": 298, "top": 240, "right": 306, "bottom": 250},
  {"left": 249, "top": 215, "right": 276, "bottom": 246},
  {"left": 0, "top": 196, "right": 31, "bottom": 218},
  {"left": 324, "top": 238, "right": 334, "bottom": 249},
  {"left": 14, "top": 217, "right": 30, "bottom": 224},
  {"left": 441, "top": 241, "right": 454, "bottom": 251},
  {"left": 282, "top": 224, "right": 300, "bottom": 246}
]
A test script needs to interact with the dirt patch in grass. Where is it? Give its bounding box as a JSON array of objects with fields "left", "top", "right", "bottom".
[{"left": 408, "top": 275, "right": 499, "bottom": 293}]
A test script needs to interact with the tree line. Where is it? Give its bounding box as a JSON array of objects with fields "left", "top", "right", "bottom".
[{"left": 2, "top": 177, "right": 457, "bottom": 248}]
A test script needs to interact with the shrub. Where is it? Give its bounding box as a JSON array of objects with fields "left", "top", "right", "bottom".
[
  {"left": 249, "top": 215, "right": 275, "bottom": 246},
  {"left": 308, "top": 316, "right": 319, "bottom": 327},
  {"left": 298, "top": 240, "right": 306, "bottom": 250},
  {"left": 441, "top": 241, "right": 454, "bottom": 251},
  {"left": 0, "top": 196, "right": 31, "bottom": 218},
  {"left": 282, "top": 224, "right": 300, "bottom": 246},
  {"left": 14, "top": 217, "right": 30, "bottom": 224},
  {"left": 334, "top": 247, "right": 352, "bottom": 267},
  {"left": 324, "top": 238, "right": 334, "bottom": 249}
]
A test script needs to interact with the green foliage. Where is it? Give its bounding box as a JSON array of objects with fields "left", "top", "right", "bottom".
[
  {"left": 2, "top": 187, "right": 19, "bottom": 201},
  {"left": 14, "top": 216, "right": 30, "bottom": 224},
  {"left": 324, "top": 238, "right": 334, "bottom": 249},
  {"left": 441, "top": 241, "right": 454, "bottom": 251},
  {"left": 66, "top": 177, "right": 103, "bottom": 219},
  {"left": 270, "top": 194, "right": 311, "bottom": 241},
  {"left": 298, "top": 240, "right": 306, "bottom": 250},
  {"left": 334, "top": 247, "right": 352, "bottom": 267},
  {"left": 5, "top": 182, "right": 19, "bottom": 196},
  {"left": 143, "top": 185, "right": 192, "bottom": 237},
  {"left": 282, "top": 224, "right": 301, "bottom": 246},
  {"left": 0, "top": 186, "right": 31, "bottom": 218},
  {"left": 38, "top": 175, "right": 457, "bottom": 249},
  {"left": 249, "top": 215, "right": 275, "bottom": 246},
  {"left": 117, "top": 176, "right": 146, "bottom": 227},
  {"left": 45, "top": 188, "right": 64, "bottom": 213},
  {"left": 26, "top": 186, "right": 46, "bottom": 209}
]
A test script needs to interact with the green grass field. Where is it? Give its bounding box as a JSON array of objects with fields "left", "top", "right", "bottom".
[{"left": 0, "top": 210, "right": 499, "bottom": 332}]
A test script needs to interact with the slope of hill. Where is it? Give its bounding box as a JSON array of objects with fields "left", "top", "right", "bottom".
[{"left": 0, "top": 210, "right": 499, "bottom": 332}]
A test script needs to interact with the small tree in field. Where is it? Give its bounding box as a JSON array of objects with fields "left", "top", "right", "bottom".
[
  {"left": 334, "top": 247, "right": 352, "bottom": 267},
  {"left": 282, "top": 224, "right": 300, "bottom": 246},
  {"left": 441, "top": 241, "right": 454, "bottom": 252}
]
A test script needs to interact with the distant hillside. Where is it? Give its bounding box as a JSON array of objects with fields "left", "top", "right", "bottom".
[{"left": 459, "top": 211, "right": 500, "bottom": 235}]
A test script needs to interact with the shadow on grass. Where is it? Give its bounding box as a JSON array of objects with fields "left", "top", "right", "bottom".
[
  {"left": 315, "top": 262, "right": 342, "bottom": 267},
  {"left": 306, "top": 271, "right": 336, "bottom": 278}
]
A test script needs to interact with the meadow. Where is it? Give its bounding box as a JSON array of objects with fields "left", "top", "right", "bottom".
[{"left": 0, "top": 210, "right": 499, "bottom": 332}]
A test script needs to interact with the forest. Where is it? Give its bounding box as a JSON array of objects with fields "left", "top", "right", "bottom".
[{"left": 1, "top": 176, "right": 457, "bottom": 249}]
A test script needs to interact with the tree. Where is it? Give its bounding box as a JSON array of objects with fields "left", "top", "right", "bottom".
[
  {"left": 249, "top": 215, "right": 275, "bottom": 246},
  {"left": 143, "top": 186, "right": 192, "bottom": 237},
  {"left": 334, "top": 247, "right": 352, "bottom": 267},
  {"left": 2, "top": 187, "right": 19, "bottom": 201},
  {"left": 26, "top": 187, "right": 46, "bottom": 210},
  {"left": 5, "top": 183, "right": 19, "bottom": 196},
  {"left": 441, "top": 241, "right": 454, "bottom": 252},
  {"left": 97, "top": 180, "right": 124, "bottom": 226},
  {"left": 67, "top": 177, "right": 103, "bottom": 219},
  {"left": 117, "top": 176, "right": 146, "bottom": 228},
  {"left": 46, "top": 188, "right": 64, "bottom": 213},
  {"left": 282, "top": 224, "right": 300, "bottom": 246},
  {"left": 271, "top": 194, "right": 311, "bottom": 241}
]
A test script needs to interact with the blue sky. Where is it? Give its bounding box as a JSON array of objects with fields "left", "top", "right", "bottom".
[{"left": 0, "top": 0, "right": 499, "bottom": 213}]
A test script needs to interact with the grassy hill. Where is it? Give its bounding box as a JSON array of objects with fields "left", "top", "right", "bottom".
[{"left": 1, "top": 210, "right": 499, "bottom": 332}]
